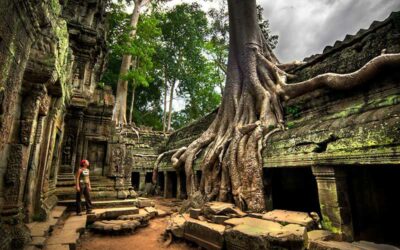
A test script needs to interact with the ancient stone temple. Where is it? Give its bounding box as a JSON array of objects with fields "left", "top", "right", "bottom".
[
  {"left": 0, "top": 0, "right": 400, "bottom": 249},
  {"left": 0, "top": 0, "right": 109, "bottom": 248}
]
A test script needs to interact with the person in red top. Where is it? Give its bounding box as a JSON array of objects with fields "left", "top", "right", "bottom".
[{"left": 75, "top": 159, "right": 93, "bottom": 215}]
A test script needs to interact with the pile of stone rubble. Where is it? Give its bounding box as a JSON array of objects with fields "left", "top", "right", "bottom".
[
  {"left": 87, "top": 198, "right": 169, "bottom": 235},
  {"left": 166, "top": 202, "right": 399, "bottom": 250}
]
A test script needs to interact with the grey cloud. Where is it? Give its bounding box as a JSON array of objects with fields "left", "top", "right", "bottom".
[{"left": 259, "top": 0, "right": 400, "bottom": 62}]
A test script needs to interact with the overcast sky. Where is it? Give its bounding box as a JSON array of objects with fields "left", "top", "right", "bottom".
[{"left": 159, "top": 0, "right": 400, "bottom": 62}]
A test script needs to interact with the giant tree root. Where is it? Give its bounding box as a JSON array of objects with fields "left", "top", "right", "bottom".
[{"left": 165, "top": 0, "right": 400, "bottom": 213}]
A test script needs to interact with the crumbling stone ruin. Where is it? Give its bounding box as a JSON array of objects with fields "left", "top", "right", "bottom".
[{"left": 0, "top": 0, "right": 400, "bottom": 249}]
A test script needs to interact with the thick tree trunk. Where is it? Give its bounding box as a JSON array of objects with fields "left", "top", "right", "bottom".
[
  {"left": 168, "top": 0, "right": 400, "bottom": 212},
  {"left": 128, "top": 85, "right": 136, "bottom": 124},
  {"left": 162, "top": 69, "right": 168, "bottom": 133},
  {"left": 167, "top": 80, "right": 175, "bottom": 132},
  {"left": 113, "top": 0, "right": 148, "bottom": 126}
]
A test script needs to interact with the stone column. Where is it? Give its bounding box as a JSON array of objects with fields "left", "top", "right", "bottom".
[
  {"left": 73, "top": 111, "right": 85, "bottom": 173},
  {"left": 312, "top": 166, "right": 353, "bottom": 240},
  {"left": 139, "top": 172, "right": 146, "bottom": 191}
]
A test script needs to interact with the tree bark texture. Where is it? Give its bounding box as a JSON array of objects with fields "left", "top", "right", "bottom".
[
  {"left": 113, "top": 0, "right": 148, "bottom": 126},
  {"left": 167, "top": 80, "right": 175, "bottom": 132}
]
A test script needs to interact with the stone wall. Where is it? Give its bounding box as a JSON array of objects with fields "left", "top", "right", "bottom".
[
  {"left": 0, "top": 0, "right": 108, "bottom": 249},
  {"left": 265, "top": 11, "right": 400, "bottom": 167}
]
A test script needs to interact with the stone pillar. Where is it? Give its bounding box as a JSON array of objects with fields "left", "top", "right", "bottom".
[
  {"left": 312, "top": 166, "right": 353, "bottom": 240},
  {"left": 139, "top": 172, "right": 146, "bottom": 191},
  {"left": 73, "top": 111, "right": 85, "bottom": 173}
]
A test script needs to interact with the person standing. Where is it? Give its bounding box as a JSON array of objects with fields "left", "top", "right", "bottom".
[{"left": 76, "top": 159, "right": 93, "bottom": 215}]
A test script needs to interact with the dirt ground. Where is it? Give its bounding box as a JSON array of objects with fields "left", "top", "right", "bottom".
[{"left": 78, "top": 198, "right": 196, "bottom": 250}]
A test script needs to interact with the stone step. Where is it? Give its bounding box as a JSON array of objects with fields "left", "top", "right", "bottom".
[
  {"left": 45, "top": 214, "right": 87, "bottom": 250},
  {"left": 58, "top": 199, "right": 138, "bottom": 210},
  {"left": 26, "top": 206, "right": 67, "bottom": 249},
  {"left": 88, "top": 207, "right": 166, "bottom": 235}
]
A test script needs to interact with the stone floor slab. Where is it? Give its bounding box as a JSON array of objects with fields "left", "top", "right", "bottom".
[
  {"left": 51, "top": 206, "right": 67, "bottom": 219},
  {"left": 224, "top": 217, "right": 307, "bottom": 250},
  {"left": 184, "top": 217, "right": 225, "bottom": 250},
  {"left": 262, "top": 209, "right": 316, "bottom": 230}
]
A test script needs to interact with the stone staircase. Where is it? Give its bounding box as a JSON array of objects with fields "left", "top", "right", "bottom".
[
  {"left": 25, "top": 206, "right": 68, "bottom": 249},
  {"left": 27, "top": 198, "right": 163, "bottom": 250},
  {"left": 56, "top": 174, "right": 118, "bottom": 201}
]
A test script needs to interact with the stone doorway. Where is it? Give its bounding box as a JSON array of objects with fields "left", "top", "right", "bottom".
[
  {"left": 158, "top": 172, "right": 165, "bottom": 194},
  {"left": 131, "top": 172, "right": 140, "bottom": 190},
  {"left": 165, "top": 171, "right": 177, "bottom": 198},
  {"left": 87, "top": 141, "right": 107, "bottom": 176},
  {"left": 145, "top": 172, "right": 152, "bottom": 183},
  {"left": 266, "top": 167, "right": 320, "bottom": 214},
  {"left": 179, "top": 170, "right": 187, "bottom": 199},
  {"left": 347, "top": 165, "right": 400, "bottom": 246}
]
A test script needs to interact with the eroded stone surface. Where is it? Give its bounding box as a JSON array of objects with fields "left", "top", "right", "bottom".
[
  {"left": 92, "top": 220, "right": 140, "bottom": 233},
  {"left": 224, "top": 217, "right": 307, "bottom": 250},
  {"left": 202, "top": 202, "right": 246, "bottom": 219},
  {"left": 156, "top": 209, "right": 169, "bottom": 217},
  {"left": 308, "top": 230, "right": 335, "bottom": 244},
  {"left": 309, "top": 240, "right": 400, "bottom": 250},
  {"left": 137, "top": 198, "right": 155, "bottom": 208},
  {"left": 189, "top": 208, "right": 201, "bottom": 219},
  {"left": 184, "top": 217, "right": 225, "bottom": 250},
  {"left": 166, "top": 214, "right": 187, "bottom": 238},
  {"left": 262, "top": 209, "right": 316, "bottom": 230},
  {"left": 46, "top": 215, "right": 86, "bottom": 248},
  {"left": 144, "top": 207, "right": 158, "bottom": 218}
]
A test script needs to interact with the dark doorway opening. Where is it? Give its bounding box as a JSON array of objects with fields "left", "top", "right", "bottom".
[
  {"left": 145, "top": 172, "right": 152, "bottom": 183},
  {"left": 267, "top": 167, "right": 320, "bottom": 214},
  {"left": 179, "top": 170, "right": 187, "bottom": 199},
  {"left": 131, "top": 172, "right": 140, "bottom": 190},
  {"left": 158, "top": 172, "right": 165, "bottom": 193},
  {"left": 166, "top": 171, "right": 177, "bottom": 198},
  {"left": 347, "top": 165, "right": 400, "bottom": 246}
]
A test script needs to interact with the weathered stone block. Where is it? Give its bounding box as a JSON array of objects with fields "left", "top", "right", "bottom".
[
  {"left": 183, "top": 217, "right": 225, "bottom": 250},
  {"left": 117, "top": 190, "right": 129, "bottom": 199},
  {"left": 224, "top": 217, "right": 307, "bottom": 250},
  {"left": 156, "top": 209, "right": 169, "bottom": 218},
  {"left": 166, "top": 214, "right": 186, "bottom": 238},
  {"left": 247, "top": 213, "right": 264, "bottom": 219},
  {"left": 262, "top": 210, "right": 316, "bottom": 230},
  {"left": 137, "top": 198, "right": 155, "bottom": 208},
  {"left": 189, "top": 208, "right": 202, "bottom": 219},
  {"left": 309, "top": 240, "right": 399, "bottom": 250},
  {"left": 144, "top": 207, "right": 158, "bottom": 218},
  {"left": 211, "top": 215, "right": 229, "bottom": 225},
  {"left": 100, "top": 207, "right": 139, "bottom": 219},
  {"left": 307, "top": 230, "right": 335, "bottom": 249},
  {"left": 202, "top": 202, "right": 246, "bottom": 219}
]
